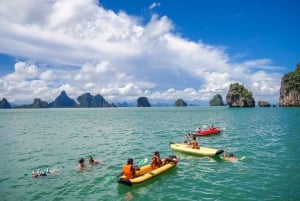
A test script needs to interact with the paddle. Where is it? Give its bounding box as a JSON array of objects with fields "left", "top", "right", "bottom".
[{"left": 137, "top": 157, "right": 148, "bottom": 166}]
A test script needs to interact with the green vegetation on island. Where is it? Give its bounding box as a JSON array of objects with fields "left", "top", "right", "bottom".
[
  {"left": 174, "top": 99, "right": 187, "bottom": 107},
  {"left": 209, "top": 94, "right": 225, "bottom": 106},
  {"left": 280, "top": 63, "right": 300, "bottom": 106},
  {"left": 226, "top": 83, "right": 255, "bottom": 107},
  {"left": 137, "top": 97, "right": 151, "bottom": 107}
]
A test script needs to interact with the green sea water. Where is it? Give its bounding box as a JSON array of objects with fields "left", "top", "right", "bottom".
[{"left": 0, "top": 107, "right": 299, "bottom": 201}]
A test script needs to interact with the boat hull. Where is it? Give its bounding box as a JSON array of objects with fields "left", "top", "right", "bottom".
[
  {"left": 170, "top": 142, "right": 223, "bottom": 157},
  {"left": 194, "top": 129, "right": 221, "bottom": 136}
]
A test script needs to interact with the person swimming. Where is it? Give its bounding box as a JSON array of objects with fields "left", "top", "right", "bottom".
[
  {"left": 88, "top": 156, "right": 100, "bottom": 164},
  {"left": 32, "top": 168, "right": 50, "bottom": 178},
  {"left": 223, "top": 150, "right": 239, "bottom": 162},
  {"left": 78, "top": 158, "right": 85, "bottom": 169}
]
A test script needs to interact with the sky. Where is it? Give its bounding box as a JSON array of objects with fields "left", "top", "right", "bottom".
[{"left": 0, "top": 0, "right": 299, "bottom": 105}]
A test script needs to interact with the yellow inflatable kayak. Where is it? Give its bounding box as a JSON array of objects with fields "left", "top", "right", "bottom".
[
  {"left": 170, "top": 142, "right": 224, "bottom": 157},
  {"left": 117, "top": 156, "right": 178, "bottom": 186}
]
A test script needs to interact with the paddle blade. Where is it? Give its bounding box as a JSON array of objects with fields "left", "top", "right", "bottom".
[
  {"left": 239, "top": 156, "right": 246, "bottom": 161},
  {"left": 138, "top": 158, "right": 148, "bottom": 166}
]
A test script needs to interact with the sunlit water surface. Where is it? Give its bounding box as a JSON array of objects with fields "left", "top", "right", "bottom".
[{"left": 0, "top": 107, "right": 299, "bottom": 200}]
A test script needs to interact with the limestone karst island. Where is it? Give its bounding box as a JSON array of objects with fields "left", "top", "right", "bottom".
[{"left": 1, "top": 63, "right": 300, "bottom": 109}]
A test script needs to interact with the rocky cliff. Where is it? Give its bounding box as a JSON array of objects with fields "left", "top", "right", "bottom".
[
  {"left": 30, "top": 98, "right": 49, "bottom": 108},
  {"left": 258, "top": 100, "right": 271, "bottom": 107},
  {"left": 174, "top": 99, "right": 187, "bottom": 107},
  {"left": 137, "top": 97, "right": 151, "bottom": 107},
  {"left": 279, "top": 63, "right": 300, "bottom": 106},
  {"left": 16, "top": 98, "right": 49, "bottom": 108},
  {"left": 226, "top": 83, "right": 255, "bottom": 107},
  {"left": 209, "top": 94, "right": 225, "bottom": 106},
  {"left": 50, "top": 91, "right": 76, "bottom": 107},
  {"left": 0, "top": 98, "right": 11, "bottom": 108},
  {"left": 77, "top": 93, "right": 111, "bottom": 107}
]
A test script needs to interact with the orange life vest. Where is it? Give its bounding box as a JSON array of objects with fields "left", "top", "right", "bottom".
[{"left": 123, "top": 164, "right": 134, "bottom": 179}]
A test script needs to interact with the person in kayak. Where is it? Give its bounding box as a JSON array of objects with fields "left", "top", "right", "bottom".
[
  {"left": 88, "top": 156, "right": 100, "bottom": 165},
  {"left": 223, "top": 150, "right": 239, "bottom": 162},
  {"left": 191, "top": 136, "right": 200, "bottom": 149},
  {"left": 151, "top": 151, "right": 178, "bottom": 169},
  {"left": 151, "top": 151, "right": 163, "bottom": 169},
  {"left": 122, "top": 158, "right": 137, "bottom": 179},
  {"left": 184, "top": 133, "right": 193, "bottom": 144}
]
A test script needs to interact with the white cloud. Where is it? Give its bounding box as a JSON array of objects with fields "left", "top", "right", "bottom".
[
  {"left": 148, "top": 2, "right": 161, "bottom": 10},
  {"left": 0, "top": 0, "right": 283, "bottom": 104}
]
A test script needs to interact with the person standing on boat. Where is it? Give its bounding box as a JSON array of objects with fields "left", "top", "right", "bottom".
[
  {"left": 122, "top": 158, "right": 136, "bottom": 179},
  {"left": 191, "top": 136, "right": 200, "bottom": 149}
]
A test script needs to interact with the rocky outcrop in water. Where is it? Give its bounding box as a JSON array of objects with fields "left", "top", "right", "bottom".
[
  {"left": 0, "top": 98, "right": 11, "bottom": 108},
  {"left": 16, "top": 98, "right": 49, "bottom": 108},
  {"left": 279, "top": 63, "right": 300, "bottom": 106},
  {"left": 226, "top": 83, "right": 255, "bottom": 107},
  {"left": 209, "top": 94, "right": 225, "bottom": 106},
  {"left": 137, "top": 97, "right": 151, "bottom": 107},
  {"left": 31, "top": 98, "right": 49, "bottom": 108},
  {"left": 174, "top": 99, "right": 187, "bottom": 107},
  {"left": 258, "top": 100, "right": 271, "bottom": 107},
  {"left": 50, "top": 91, "right": 76, "bottom": 108},
  {"left": 116, "top": 102, "right": 129, "bottom": 107},
  {"left": 77, "top": 93, "right": 111, "bottom": 107}
]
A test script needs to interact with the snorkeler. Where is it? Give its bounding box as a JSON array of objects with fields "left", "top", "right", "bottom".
[{"left": 32, "top": 168, "right": 50, "bottom": 178}]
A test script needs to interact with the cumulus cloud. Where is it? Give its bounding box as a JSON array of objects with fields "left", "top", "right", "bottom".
[{"left": 0, "top": 0, "right": 282, "bottom": 104}]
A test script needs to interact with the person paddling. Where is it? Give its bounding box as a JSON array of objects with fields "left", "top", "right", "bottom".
[{"left": 121, "top": 158, "right": 138, "bottom": 179}]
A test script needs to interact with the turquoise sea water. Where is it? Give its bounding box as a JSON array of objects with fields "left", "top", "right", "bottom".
[{"left": 0, "top": 107, "right": 300, "bottom": 201}]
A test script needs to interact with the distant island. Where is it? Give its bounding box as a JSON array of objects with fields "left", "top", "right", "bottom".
[
  {"left": 209, "top": 94, "right": 225, "bottom": 106},
  {"left": 226, "top": 83, "right": 255, "bottom": 107},
  {"left": 174, "top": 99, "right": 187, "bottom": 107},
  {"left": 1, "top": 63, "right": 300, "bottom": 109},
  {"left": 279, "top": 63, "right": 300, "bottom": 106}
]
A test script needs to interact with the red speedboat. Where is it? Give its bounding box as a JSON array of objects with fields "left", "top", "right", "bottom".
[{"left": 194, "top": 128, "right": 221, "bottom": 136}]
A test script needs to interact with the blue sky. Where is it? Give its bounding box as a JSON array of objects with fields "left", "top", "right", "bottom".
[{"left": 0, "top": 0, "right": 299, "bottom": 105}]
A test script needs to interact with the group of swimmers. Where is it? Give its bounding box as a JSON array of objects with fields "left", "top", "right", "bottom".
[
  {"left": 78, "top": 156, "right": 101, "bottom": 169},
  {"left": 121, "top": 151, "right": 178, "bottom": 179}
]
